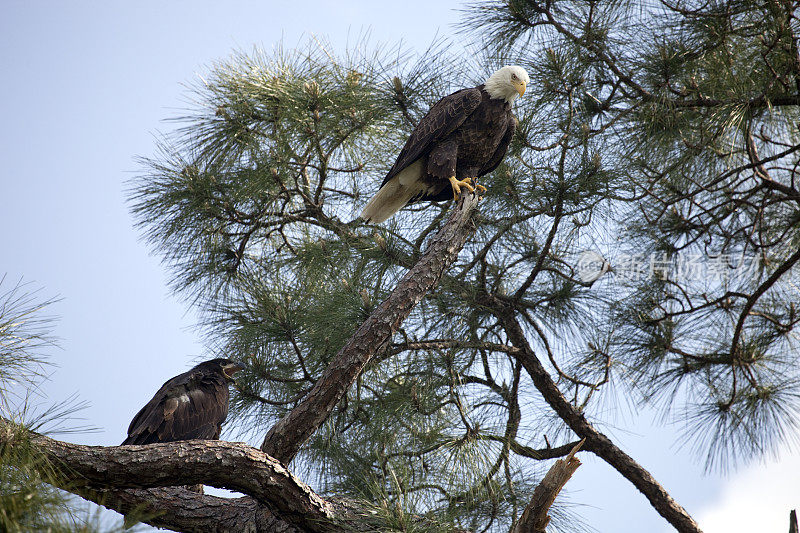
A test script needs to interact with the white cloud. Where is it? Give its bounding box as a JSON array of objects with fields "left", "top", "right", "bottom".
[{"left": 697, "top": 451, "right": 800, "bottom": 532}]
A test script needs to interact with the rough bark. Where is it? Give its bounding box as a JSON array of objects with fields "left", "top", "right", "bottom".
[
  {"left": 512, "top": 439, "right": 584, "bottom": 533},
  {"left": 0, "top": 419, "right": 339, "bottom": 532},
  {"left": 493, "top": 304, "right": 703, "bottom": 533},
  {"left": 261, "top": 192, "right": 479, "bottom": 464},
  {"left": 70, "top": 488, "right": 299, "bottom": 533}
]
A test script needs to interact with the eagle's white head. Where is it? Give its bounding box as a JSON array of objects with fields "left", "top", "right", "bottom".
[{"left": 485, "top": 65, "right": 530, "bottom": 104}]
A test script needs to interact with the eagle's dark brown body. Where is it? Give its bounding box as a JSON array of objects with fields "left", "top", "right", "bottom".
[
  {"left": 401, "top": 86, "right": 515, "bottom": 203},
  {"left": 360, "top": 84, "right": 517, "bottom": 223},
  {"left": 122, "top": 359, "right": 237, "bottom": 445}
]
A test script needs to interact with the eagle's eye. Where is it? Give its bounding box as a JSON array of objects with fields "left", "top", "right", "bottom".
[{"left": 511, "top": 73, "right": 518, "bottom": 80}]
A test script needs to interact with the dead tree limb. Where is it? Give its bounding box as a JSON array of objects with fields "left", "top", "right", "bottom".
[{"left": 512, "top": 439, "right": 584, "bottom": 533}]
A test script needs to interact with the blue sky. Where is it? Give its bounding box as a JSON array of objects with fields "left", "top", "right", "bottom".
[{"left": 1, "top": 2, "right": 796, "bottom": 532}]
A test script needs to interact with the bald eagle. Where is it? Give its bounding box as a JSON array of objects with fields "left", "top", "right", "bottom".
[
  {"left": 121, "top": 358, "right": 243, "bottom": 445},
  {"left": 360, "top": 65, "right": 529, "bottom": 223}
]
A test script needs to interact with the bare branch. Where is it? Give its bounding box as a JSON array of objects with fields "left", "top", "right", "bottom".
[{"left": 512, "top": 439, "right": 584, "bottom": 533}]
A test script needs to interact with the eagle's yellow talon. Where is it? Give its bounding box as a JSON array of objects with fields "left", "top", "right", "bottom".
[
  {"left": 475, "top": 183, "right": 487, "bottom": 193},
  {"left": 449, "top": 176, "right": 476, "bottom": 201}
]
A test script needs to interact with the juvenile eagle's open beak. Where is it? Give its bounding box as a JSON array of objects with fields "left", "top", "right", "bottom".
[{"left": 222, "top": 362, "right": 245, "bottom": 379}]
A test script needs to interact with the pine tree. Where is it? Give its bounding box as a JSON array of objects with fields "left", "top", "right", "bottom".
[
  {"left": 462, "top": 0, "right": 800, "bottom": 471},
  {"left": 0, "top": 280, "right": 122, "bottom": 532},
  {"left": 4, "top": 2, "right": 800, "bottom": 531}
]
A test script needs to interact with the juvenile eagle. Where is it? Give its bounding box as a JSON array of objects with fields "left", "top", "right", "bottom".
[
  {"left": 360, "top": 65, "right": 529, "bottom": 223},
  {"left": 122, "top": 358, "right": 243, "bottom": 445}
]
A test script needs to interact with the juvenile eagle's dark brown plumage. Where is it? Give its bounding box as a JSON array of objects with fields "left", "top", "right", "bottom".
[
  {"left": 360, "top": 65, "right": 528, "bottom": 223},
  {"left": 121, "top": 358, "right": 243, "bottom": 445}
]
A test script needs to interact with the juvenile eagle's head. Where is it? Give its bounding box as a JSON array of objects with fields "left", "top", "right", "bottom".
[
  {"left": 485, "top": 65, "right": 529, "bottom": 104},
  {"left": 197, "top": 358, "right": 245, "bottom": 381}
]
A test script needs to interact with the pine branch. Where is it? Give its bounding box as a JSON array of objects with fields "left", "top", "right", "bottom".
[
  {"left": 729, "top": 247, "right": 800, "bottom": 364},
  {"left": 67, "top": 488, "right": 298, "bottom": 533},
  {"left": 491, "top": 304, "right": 703, "bottom": 533},
  {"left": 1, "top": 417, "right": 471, "bottom": 533},
  {"left": 261, "top": 192, "right": 480, "bottom": 465},
  {"left": 0, "top": 417, "right": 338, "bottom": 532}
]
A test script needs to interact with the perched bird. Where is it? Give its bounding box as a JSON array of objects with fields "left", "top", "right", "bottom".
[
  {"left": 360, "top": 65, "right": 529, "bottom": 223},
  {"left": 122, "top": 358, "right": 244, "bottom": 445}
]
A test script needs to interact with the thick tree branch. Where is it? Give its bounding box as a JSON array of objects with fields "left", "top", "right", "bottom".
[
  {"left": 512, "top": 439, "right": 584, "bottom": 533},
  {"left": 491, "top": 304, "right": 703, "bottom": 533},
  {"left": 70, "top": 487, "right": 299, "bottom": 533},
  {"left": 261, "top": 193, "right": 480, "bottom": 464},
  {"left": 2, "top": 418, "right": 466, "bottom": 532},
  {"left": 0, "top": 419, "right": 339, "bottom": 532}
]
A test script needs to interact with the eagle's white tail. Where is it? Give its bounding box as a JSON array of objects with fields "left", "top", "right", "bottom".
[{"left": 360, "top": 160, "right": 425, "bottom": 223}]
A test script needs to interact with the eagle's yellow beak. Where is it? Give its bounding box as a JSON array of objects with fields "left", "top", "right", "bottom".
[
  {"left": 513, "top": 80, "right": 526, "bottom": 97},
  {"left": 222, "top": 362, "right": 245, "bottom": 379}
]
